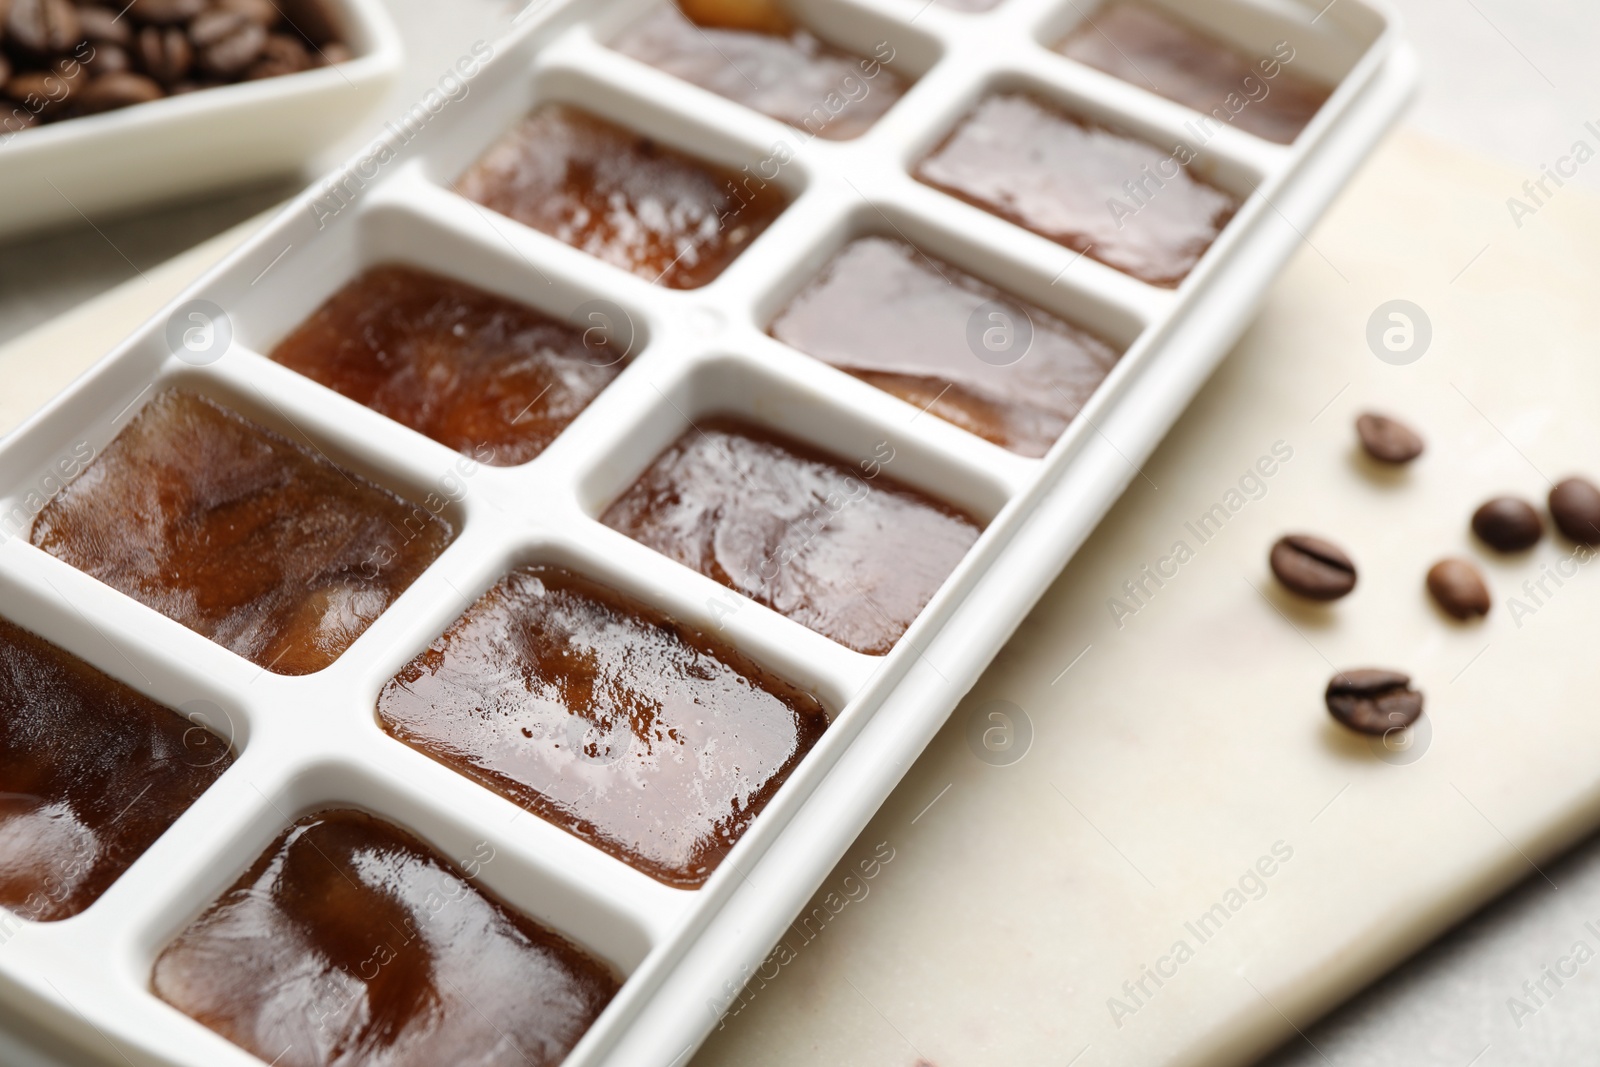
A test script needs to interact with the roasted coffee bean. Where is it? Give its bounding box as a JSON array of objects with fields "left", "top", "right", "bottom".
[
  {"left": 1472, "top": 496, "right": 1543, "bottom": 552},
  {"left": 246, "top": 31, "right": 308, "bottom": 79},
  {"left": 77, "top": 69, "right": 161, "bottom": 110},
  {"left": 314, "top": 40, "right": 351, "bottom": 65},
  {"left": 190, "top": 9, "right": 263, "bottom": 77},
  {"left": 1326, "top": 669, "right": 1424, "bottom": 735},
  {"left": 1427, "top": 558, "right": 1490, "bottom": 620},
  {"left": 82, "top": 40, "right": 129, "bottom": 75},
  {"left": 124, "top": 0, "right": 203, "bottom": 24},
  {"left": 275, "top": 0, "right": 338, "bottom": 44},
  {"left": 1355, "top": 411, "right": 1424, "bottom": 464},
  {"left": 1549, "top": 477, "right": 1600, "bottom": 545},
  {"left": 4, "top": 68, "right": 74, "bottom": 112},
  {"left": 217, "top": 0, "right": 276, "bottom": 25},
  {"left": 49, "top": 50, "right": 88, "bottom": 85},
  {"left": 5, "top": 0, "right": 347, "bottom": 131},
  {"left": 75, "top": 4, "right": 129, "bottom": 45},
  {"left": 136, "top": 23, "right": 189, "bottom": 81},
  {"left": 7, "top": 0, "right": 81, "bottom": 54},
  {"left": 1270, "top": 534, "right": 1357, "bottom": 601},
  {"left": 2, "top": 69, "right": 39, "bottom": 101}
]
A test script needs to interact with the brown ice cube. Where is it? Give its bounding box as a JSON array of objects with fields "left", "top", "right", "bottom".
[
  {"left": 917, "top": 93, "right": 1240, "bottom": 287},
  {"left": 771, "top": 236, "right": 1122, "bottom": 457},
  {"left": 1059, "top": 3, "right": 1330, "bottom": 146},
  {"left": 0, "top": 617, "right": 234, "bottom": 921},
  {"left": 614, "top": 5, "right": 906, "bottom": 141},
  {"left": 602, "top": 419, "right": 982, "bottom": 654},
  {"left": 379, "top": 565, "right": 829, "bottom": 888},
  {"left": 271, "top": 265, "right": 624, "bottom": 467},
  {"left": 152, "top": 809, "right": 618, "bottom": 1067},
  {"left": 457, "top": 104, "right": 788, "bottom": 290},
  {"left": 30, "top": 389, "right": 452, "bottom": 675}
]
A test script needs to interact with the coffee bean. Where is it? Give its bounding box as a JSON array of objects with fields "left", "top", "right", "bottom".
[
  {"left": 245, "top": 30, "right": 308, "bottom": 78},
  {"left": 1426, "top": 558, "right": 1490, "bottom": 619},
  {"left": 1270, "top": 534, "right": 1357, "bottom": 601},
  {"left": 77, "top": 68, "right": 160, "bottom": 110},
  {"left": 4, "top": 0, "right": 348, "bottom": 130},
  {"left": 2, "top": 69, "right": 39, "bottom": 100},
  {"left": 314, "top": 39, "right": 350, "bottom": 65},
  {"left": 124, "top": 0, "right": 203, "bottom": 24},
  {"left": 4, "top": 67, "right": 74, "bottom": 112},
  {"left": 190, "top": 9, "right": 263, "bottom": 77},
  {"left": 274, "top": 0, "right": 338, "bottom": 45},
  {"left": 82, "top": 39, "right": 129, "bottom": 75},
  {"left": 76, "top": 4, "right": 129, "bottom": 45},
  {"left": 1326, "top": 669, "right": 1424, "bottom": 735},
  {"left": 1355, "top": 412, "right": 1424, "bottom": 464},
  {"left": 218, "top": 0, "right": 277, "bottom": 26},
  {"left": 1549, "top": 477, "right": 1600, "bottom": 545},
  {"left": 50, "top": 50, "right": 88, "bottom": 80},
  {"left": 135, "top": 23, "right": 189, "bottom": 81},
  {"left": 7, "top": 0, "right": 80, "bottom": 54},
  {"left": 1472, "top": 496, "right": 1543, "bottom": 552}
]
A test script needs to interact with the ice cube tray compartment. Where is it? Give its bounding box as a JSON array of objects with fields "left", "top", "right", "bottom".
[
  {"left": 0, "top": 0, "right": 1414, "bottom": 1061},
  {"left": 750, "top": 194, "right": 1148, "bottom": 349},
  {"left": 116, "top": 757, "right": 661, "bottom": 1067},
  {"left": 1032, "top": 0, "right": 1385, "bottom": 88},
  {"left": 575, "top": 354, "right": 1013, "bottom": 523}
]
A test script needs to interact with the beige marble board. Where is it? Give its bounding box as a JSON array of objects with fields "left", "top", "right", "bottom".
[{"left": 1, "top": 128, "right": 1596, "bottom": 1067}]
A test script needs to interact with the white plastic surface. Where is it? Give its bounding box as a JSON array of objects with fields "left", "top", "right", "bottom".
[{"left": 0, "top": 0, "right": 1416, "bottom": 1064}]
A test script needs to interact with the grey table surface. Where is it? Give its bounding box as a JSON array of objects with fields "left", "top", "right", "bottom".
[{"left": 2, "top": 1, "right": 1599, "bottom": 1065}]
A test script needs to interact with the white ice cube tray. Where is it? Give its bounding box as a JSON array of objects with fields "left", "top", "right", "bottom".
[{"left": 0, "top": 0, "right": 1416, "bottom": 1063}]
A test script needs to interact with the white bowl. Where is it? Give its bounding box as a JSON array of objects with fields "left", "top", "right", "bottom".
[{"left": 0, "top": 0, "right": 402, "bottom": 241}]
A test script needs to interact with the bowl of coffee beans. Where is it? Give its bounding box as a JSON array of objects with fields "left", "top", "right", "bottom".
[{"left": 0, "top": 0, "right": 399, "bottom": 238}]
